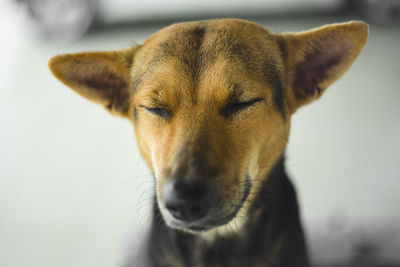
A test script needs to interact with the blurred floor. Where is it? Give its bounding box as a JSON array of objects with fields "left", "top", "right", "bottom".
[{"left": 1, "top": 3, "right": 400, "bottom": 267}]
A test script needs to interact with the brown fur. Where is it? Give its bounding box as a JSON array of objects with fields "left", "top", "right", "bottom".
[{"left": 49, "top": 19, "right": 368, "bottom": 266}]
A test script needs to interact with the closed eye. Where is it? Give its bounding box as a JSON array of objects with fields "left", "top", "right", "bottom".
[
  {"left": 220, "top": 98, "right": 264, "bottom": 118},
  {"left": 143, "top": 106, "right": 171, "bottom": 119}
]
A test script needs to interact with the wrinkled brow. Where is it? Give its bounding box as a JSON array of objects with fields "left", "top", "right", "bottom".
[{"left": 225, "top": 83, "right": 244, "bottom": 105}]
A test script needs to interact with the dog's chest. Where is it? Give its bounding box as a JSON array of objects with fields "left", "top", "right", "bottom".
[{"left": 153, "top": 234, "right": 282, "bottom": 267}]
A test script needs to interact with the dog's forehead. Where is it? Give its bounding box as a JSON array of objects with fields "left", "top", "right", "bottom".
[
  {"left": 133, "top": 19, "right": 284, "bottom": 112},
  {"left": 140, "top": 19, "right": 277, "bottom": 66}
]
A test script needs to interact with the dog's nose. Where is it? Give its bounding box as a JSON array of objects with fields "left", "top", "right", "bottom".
[{"left": 162, "top": 180, "right": 213, "bottom": 222}]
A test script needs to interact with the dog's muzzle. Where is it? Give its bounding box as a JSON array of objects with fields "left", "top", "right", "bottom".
[{"left": 162, "top": 179, "right": 214, "bottom": 224}]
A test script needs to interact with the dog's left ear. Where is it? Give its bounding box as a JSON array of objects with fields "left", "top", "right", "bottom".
[
  {"left": 280, "top": 21, "right": 368, "bottom": 113},
  {"left": 49, "top": 47, "right": 140, "bottom": 117}
]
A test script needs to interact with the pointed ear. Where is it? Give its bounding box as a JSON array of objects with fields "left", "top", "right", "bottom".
[
  {"left": 281, "top": 21, "right": 368, "bottom": 113},
  {"left": 48, "top": 47, "right": 140, "bottom": 117}
]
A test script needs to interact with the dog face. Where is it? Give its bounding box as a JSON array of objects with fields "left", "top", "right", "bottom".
[{"left": 49, "top": 19, "right": 367, "bottom": 234}]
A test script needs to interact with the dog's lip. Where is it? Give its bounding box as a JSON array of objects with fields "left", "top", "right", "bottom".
[
  {"left": 167, "top": 220, "right": 213, "bottom": 232},
  {"left": 186, "top": 225, "right": 212, "bottom": 232},
  {"left": 165, "top": 203, "right": 245, "bottom": 232}
]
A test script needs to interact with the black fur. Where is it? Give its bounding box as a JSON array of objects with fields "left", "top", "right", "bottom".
[
  {"left": 155, "top": 26, "right": 207, "bottom": 84},
  {"left": 133, "top": 106, "right": 138, "bottom": 122},
  {"left": 261, "top": 60, "right": 286, "bottom": 119},
  {"left": 276, "top": 37, "right": 288, "bottom": 63}
]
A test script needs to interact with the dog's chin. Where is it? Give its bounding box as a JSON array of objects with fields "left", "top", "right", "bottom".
[
  {"left": 169, "top": 222, "right": 213, "bottom": 233},
  {"left": 160, "top": 206, "right": 242, "bottom": 234}
]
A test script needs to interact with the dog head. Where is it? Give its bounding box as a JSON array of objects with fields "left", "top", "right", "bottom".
[{"left": 49, "top": 19, "right": 367, "bottom": 234}]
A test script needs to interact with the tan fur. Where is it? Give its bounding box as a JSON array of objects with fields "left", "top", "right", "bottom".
[{"left": 49, "top": 19, "right": 368, "bottom": 239}]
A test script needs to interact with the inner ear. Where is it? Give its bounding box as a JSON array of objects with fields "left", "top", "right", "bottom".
[
  {"left": 66, "top": 59, "right": 130, "bottom": 112},
  {"left": 293, "top": 37, "right": 351, "bottom": 100},
  {"left": 49, "top": 48, "right": 139, "bottom": 117},
  {"left": 282, "top": 21, "right": 368, "bottom": 112}
]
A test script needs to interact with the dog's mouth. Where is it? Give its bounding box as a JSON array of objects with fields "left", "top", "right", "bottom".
[
  {"left": 159, "top": 177, "right": 252, "bottom": 233},
  {"left": 165, "top": 206, "right": 241, "bottom": 232}
]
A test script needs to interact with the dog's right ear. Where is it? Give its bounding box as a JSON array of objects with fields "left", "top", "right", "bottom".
[
  {"left": 48, "top": 47, "right": 140, "bottom": 117},
  {"left": 279, "top": 21, "right": 368, "bottom": 114}
]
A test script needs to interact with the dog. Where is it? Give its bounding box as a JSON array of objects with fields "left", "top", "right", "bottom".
[{"left": 49, "top": 19, "right": 368, "bottom": 267}]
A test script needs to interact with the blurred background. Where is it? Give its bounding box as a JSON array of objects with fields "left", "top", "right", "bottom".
[{"left": 1, "top": 0, "right": 399, "bottom": 267}]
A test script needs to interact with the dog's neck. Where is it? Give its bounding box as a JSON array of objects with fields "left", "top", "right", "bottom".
[{"left": 146, "top": 157, "right": 309, "bottom": 267}]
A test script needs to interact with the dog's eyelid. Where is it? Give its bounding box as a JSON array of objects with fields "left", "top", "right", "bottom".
[
  {"left": 238, "top": 97, "right": 265, "bottom": 104},
  {"left": 139, "top": 105, "right": 172, "bottom": 119},
  {"left": 220, "top": 98, "right": 265, "bottom": 118},
  {"left": 232, "top": 97, "right": 265, "bottom": 108}
]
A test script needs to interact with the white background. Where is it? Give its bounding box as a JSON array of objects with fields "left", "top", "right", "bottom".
[{"left": 1, "top": 1, "right": 399, "bottom": 266}]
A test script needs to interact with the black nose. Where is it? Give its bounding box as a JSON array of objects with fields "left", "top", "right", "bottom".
[{"left": 162, "top": 180, "right": 213, "bottom": 222}]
